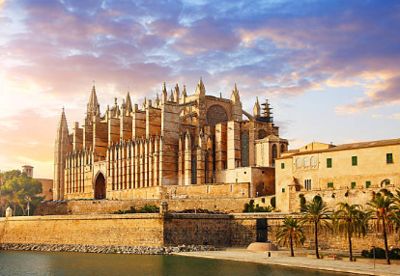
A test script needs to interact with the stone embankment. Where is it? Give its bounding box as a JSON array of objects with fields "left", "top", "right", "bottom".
[{"left": 0, "top": 243, "right": 216, "bottom": 255}]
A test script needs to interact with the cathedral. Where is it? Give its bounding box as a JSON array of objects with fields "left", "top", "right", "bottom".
[{"left": 53, "top": 79, "right": 288, "bottom": 201}]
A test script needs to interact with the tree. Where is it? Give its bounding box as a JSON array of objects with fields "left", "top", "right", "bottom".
[
  {"left": 333, "top": 203, "right": 370, "bottom": 261},
  {"left": 276, "top": 216, "right": 305, "bottom": 257},
  {"left": 301, "top": 196, "right": 331, "bottom": 259},
  {"left": 368, "top": 192, "right": 395, "bottom": 265},
  {"left": 389, "top": 189, "right": 400, "bottom": 248},
  {"left": 0, "top": 170, "right": 43, "bottom": 216}
]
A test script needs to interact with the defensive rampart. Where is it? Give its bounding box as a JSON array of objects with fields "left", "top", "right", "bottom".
[{"left": 0, "top": 213, "right": 398, "bottom": 252}]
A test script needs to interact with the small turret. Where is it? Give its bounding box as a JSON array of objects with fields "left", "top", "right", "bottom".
[
  {"left": 195, "top": 77, "right": 205, "bottom": 97},
  {"left": 162, "top": 82, "right": 168, "bottom": 103},
  {"left": 125, "top": 92, "right": 133, "bottom": 114},
  {"left": 155, "top": 94, "right": 160, "bottom": 107},
  {"left": 230, "top": 83, "right": 240, "bottom": 104},
  {"left": 174, "top": 83, "right": 180, "bottom": 104},
  {"left": 87, "top": 85, "right": 100, "bottom": 121},
  {"left": 182, "top": 85, "right": 187, "bottom": 103},
  {"left": 253, "top": 97, "right": 260, "bottom": 117},
  {"left": 230, "top": 83, "right": 242, "bottom": 121}
]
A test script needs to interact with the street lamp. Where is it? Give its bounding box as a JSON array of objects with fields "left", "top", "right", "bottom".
[{"left": 25, "top": 195, "right": 31, "bottom": 216}]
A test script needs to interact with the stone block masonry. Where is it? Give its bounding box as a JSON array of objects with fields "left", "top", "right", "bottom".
[
  {"left": 0, "top": 214, "right": 164, "bottom": 247},
  {"left": 1, "top": 213, "right": 398, "bottom": 254}
]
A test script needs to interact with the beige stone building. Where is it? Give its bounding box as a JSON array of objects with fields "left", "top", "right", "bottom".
[
  {"left": 275, "top": 139, "right": 400, "bottom": 212},
  {"left": 21, "top": 165, "right": 53, "bottom": 201},
  {"left": 54, "top": 79, "right": 288, "bottom": 201}
]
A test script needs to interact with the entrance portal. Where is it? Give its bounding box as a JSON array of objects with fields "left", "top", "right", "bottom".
[{"left": 94, "top": 173, "right": 106, "bottom": 200}]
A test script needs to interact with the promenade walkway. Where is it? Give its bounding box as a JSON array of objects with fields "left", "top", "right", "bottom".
[{"left": 176, "top": 249, "right": 400, "bottom": 276}]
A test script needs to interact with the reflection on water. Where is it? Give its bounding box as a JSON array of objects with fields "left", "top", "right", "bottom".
[{"left": 0, "top": 251, "right": 344, "bottom": 276}]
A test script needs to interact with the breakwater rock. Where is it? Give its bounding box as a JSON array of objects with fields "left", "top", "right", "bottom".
[{"left": 0, "top": 243, "right": 217, "bottom": 255}]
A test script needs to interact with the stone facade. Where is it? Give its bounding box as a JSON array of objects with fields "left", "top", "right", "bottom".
[
  {"left": 1, "top": 213, "right": 398, "bottom": 251},
  {"left": 54, "top": 79, "right": 287, "bottom": 201},
  {"left": 36, "top": 178, "right": 53, "bottom": 201},
  {"left": 275, "top": 139, "right": 400, "bottom": 212}
]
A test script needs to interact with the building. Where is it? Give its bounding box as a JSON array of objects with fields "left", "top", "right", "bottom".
[
  {"left": 54, "top": 79, "right": 288, "bottom": 201},
  {"left": 275, "top": 139, "right": 400, "bottom": 212},
  {"left": 21, "top": 166, "right": 53, "bottom": 201},
  {"left": 22, "top": 165, "right": 33, "bottom": 178}
]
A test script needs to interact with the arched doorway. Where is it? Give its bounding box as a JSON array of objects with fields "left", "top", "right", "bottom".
[{"left": 94, "top": 173, "right": 106, "bottom": 200}]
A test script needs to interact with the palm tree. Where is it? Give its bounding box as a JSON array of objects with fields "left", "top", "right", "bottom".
[
  {"left": 368, "top": 192, "right": 395, "bottom": 265},
  {"left": 333, "top": 203, "right": 370, "bottom": 261},
  {"left": 390, "top": 189, "right": 400, "bottom": 244},
  {"left": 301, "top": 196, "right": 331, "bottom": 259},
  {"left": 276, "top": 216, "right": 305, "bottom": 257}
]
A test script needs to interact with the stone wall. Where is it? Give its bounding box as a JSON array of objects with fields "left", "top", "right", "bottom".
[
  {"left": 1, "top": 213, "right": 399, "bottom": 252},
  {"left": 284, "top": 187, "right": 393, "bottom": 213},
  {"left": 164, "top": 214, "right": 232, "bottom": 246},
  {"left": 0, "top": 214, "right": 164, "bottom": 247},
  {"left": 229, "top": 213, "right": 400, "bottom": 252},
  {"left": 35, "top": 197, "right": 253, "bottom": 215}
]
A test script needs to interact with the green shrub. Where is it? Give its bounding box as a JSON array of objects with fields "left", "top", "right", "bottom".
[
  {"left": 243, "top": 200, "right": 272, "bottom": 213},
  {"left": 390, "top": 248, "right": 400, "bottom": 260},
  {"left": 113, "top": 205, "right": 159, "bottom": 214},
  {"left": 361, "top": 247, "right": 392, "bottom": 259},
  {"left": 139, "top": 204, "right": 159, "bottom": 213}
]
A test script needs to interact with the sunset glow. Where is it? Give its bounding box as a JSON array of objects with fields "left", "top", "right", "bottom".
[{"left": 0, "top": 0, "right": 399, "bottom": 178}]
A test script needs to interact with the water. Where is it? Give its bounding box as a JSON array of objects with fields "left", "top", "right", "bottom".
[{"left": 0, "top": 251, "right": 345, "bottom": 276}]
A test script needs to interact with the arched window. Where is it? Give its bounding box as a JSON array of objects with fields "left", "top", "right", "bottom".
[
  {"left": 310, "top": 156, "right": 317, "bottom": 167},
  {"left": 304, "top": 157, "right": 310, "bottom": 167},
  {"left": 206, "top": 105, "right": 228, "bottom": 126},
  {"left": 296, "top": 158, "right": 302, "bottom": 169},
  {"left": 241, "top": 132, "right": 249, "bottom": 167},
  {"left": 280, "top": 144, "right": 286, "bottom": 153},
  {"left": 380, "top": 179, "right": 391, "bottom": 187},
  {"left": 272, "top": 144, "right": 278, "bottom": 165}
]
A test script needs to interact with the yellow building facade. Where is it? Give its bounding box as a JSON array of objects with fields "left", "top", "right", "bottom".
[{"left": 276, "top": 139, "right": 400, "bottom": 212}]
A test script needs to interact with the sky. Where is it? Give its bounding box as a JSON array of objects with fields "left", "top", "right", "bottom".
[{"left": 0, "top": 0, "right": 399, "bottom": 178}]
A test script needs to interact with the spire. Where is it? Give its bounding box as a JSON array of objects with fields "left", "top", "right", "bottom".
[
  {"left": 253, "top": 97, "right": 260, "bottom": 117},
  {"left": 182, "top": 85, "right": 187, "bottom": 97},
  {"left": 87, "top": 85, "right": 100, "bottom": 119},
  {"left": 230, "top": 83, "right": 240, "bottom": 103},
  {"left": 174, "top": 83, "right": 180, "bottom": 104},
  {"left": 162, "top": 82, "right": 168, "bottom": 103},
  {"left": 54, "top": 107, "right": 70, "bottom": 201},
  {"left": 195, "top": 77, "right": 205, "bottom": 97},
  {"left": 58, "top": 108, "right": 69, "bottom": 135},
  {"left": 155, "top": 93, "right": 160, "bottom": 107},
  {"left": 125, "top": 92, "right": 133, "bottom": 113}
]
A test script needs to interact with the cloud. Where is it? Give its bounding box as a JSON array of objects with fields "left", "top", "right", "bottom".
[
  {"left": 336, "top": 75, "right": 400, "bottom": 113},
  {"left": 1, "top": 0, "right": 400, "bottom": 176}
]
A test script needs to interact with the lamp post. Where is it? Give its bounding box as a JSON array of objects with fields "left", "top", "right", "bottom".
[
  {"left": 372, "top": 246, "right": 376, "bottom": 271},
  {"left": 25, "top": 195, "right": 31, "bottom": 216}
]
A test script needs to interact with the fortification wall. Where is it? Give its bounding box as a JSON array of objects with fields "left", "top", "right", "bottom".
[
  {"left": 0, "top": 214, "right": 164, "bottom": 247},
  {"left": 2, "top": 213, "right": 397, "bottom": 253},
  {"left": 164, "top": 214, "right": 232, "bottom": 246},
  {"left": 242, "top": 214, "right": 400, "bottom": 252},
  {"left": 35, "top": 197, "right": 252, "bottom": 215},
  {"left": 65, "top": 182, "right": 250, "bottom": 201},
  {"left": 286, "top": 186, "right": 398, "bottom": 213}
]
